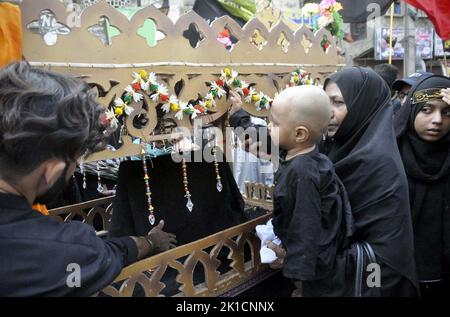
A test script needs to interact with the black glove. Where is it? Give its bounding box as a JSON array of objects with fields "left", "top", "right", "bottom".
[{"left": 146, "top": 220, "right": 177, "bottom": 255}]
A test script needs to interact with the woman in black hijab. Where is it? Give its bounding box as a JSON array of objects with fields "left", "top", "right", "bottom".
[
  {"left": 394, "top": 75, "right": 450, "bottom": 296},
  {"left": 322, "top": 67, "right": 418, "bottom": 296}
]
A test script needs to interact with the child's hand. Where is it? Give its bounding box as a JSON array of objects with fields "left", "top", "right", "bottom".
[
  {"left": 229, "top": 90, "right": 243, "bottom": 117},
  {"left": 441, "top": 88, "right": 450, "bottom": 106},
  {"left": 267, "top": 241, "right": 286, "bottom": 269}
]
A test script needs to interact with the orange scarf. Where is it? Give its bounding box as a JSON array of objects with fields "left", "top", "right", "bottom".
[
  {"left": 0, "top": 3, "right": 23, "bottom": 67},
  {"left": 32, "top": 203, "right": 49, "bottom": 216}
]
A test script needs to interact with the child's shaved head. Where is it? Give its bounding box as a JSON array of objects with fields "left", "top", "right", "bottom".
[{"left": 271, "top": 85, "right": 330, "bottom": 145}]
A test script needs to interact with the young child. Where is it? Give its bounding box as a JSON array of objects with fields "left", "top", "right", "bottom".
[{"left": 230, "top": 86, "right": 353, "bottom": 296}]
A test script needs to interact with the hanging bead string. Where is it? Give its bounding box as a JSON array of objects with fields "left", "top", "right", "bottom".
[
  {"left": 182, "top": 157, "right": 194, "bottom": 212},
  {"left": 142, "top": 150, "right": 155, "bottom": 225},
  {"left": 79, "top": 159, "right": 87, "bottom": 189},
  {"left": 209, "top": 129, "right": 223, "bottom": 192},
  {"left": 118, "top": 124, "right": 126, "bottom": 144},
  {"left": 96, "top": 162, "right": 103, "bottom": 193}
]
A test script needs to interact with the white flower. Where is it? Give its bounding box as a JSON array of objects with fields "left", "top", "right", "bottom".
[
  {"left": 114, "top": 98, "right": 125, "bottom": 108},
  {"left": 231, "top": 70, "right": 238, "bottom": 79},
  {"left": 124, "top": 104, "right": 134, "bottom": 115},
  {"left": 140, "top": 79, "right": 149, "bottom": 92},
  {"left": 302, "top": 3, "right": 319, "bottom": 16},
  {"left": 125, "top": 85, "right": 143, "bottom": 103},
  {"left": 175, "top": 109, "right": 184, "bottom": 120},
  {"left": 157, "top": 84, "right": 168, "bottom": 96},
  {"left": 234, "top": 80, "right": 249, "bottom": 95},
  {"left": 105, "top": 108, "right": 115, "bottom": 120},
  {"left": 148, "top": 72, "right": 157, "bottom": 84},
  {"left": 131, "top": 72, "right": 141, "bottom": 84},
  {"left": 174, "top": 102, "right": 188, "bottom": 120},
  {"left": 105, "top": 109, "right": 119, "bottom": 129},
  {"left": 162, "top": 95, "right": 178, "bottom": 113},
  {"left": 210, "top": 81, "right": 226, "bottom": 98},
  {"left": 188, "top": 104, "right": 201, "bottom": 119},
  {"left": 150, "top": 93, "right": 159, "bottom": 102},
  {"left": 244, "top": 87, "right": 256, "bottom": 103}
]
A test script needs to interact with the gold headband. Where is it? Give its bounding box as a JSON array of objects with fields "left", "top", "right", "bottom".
[{"left": 411, "top": 88, "right": 443, "bottom": 105}]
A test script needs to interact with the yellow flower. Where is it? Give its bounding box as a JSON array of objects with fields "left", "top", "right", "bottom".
[
  {"left": 293, "top": 75, "right": 299, "bottom": 83},
  {"left": 170, "top": 103, "right": 180, "bottom": 112},
  {"left": 139, "top": 70, "right": 148, "bottom": 79},
  {"left": 205, "top": 100, "right": 213, "bottom": 108},
  {"left": 333, "top": 3, "right": 343, "bottom": 11},
  {"left": 224, "top": 68, "right": 231, "bottom": 77},
  {"left": 114, "top": 107, "right": 124, "bottom": 116},
  {"left": 251, "top": 94, "right": 261, "bottom": 102}
]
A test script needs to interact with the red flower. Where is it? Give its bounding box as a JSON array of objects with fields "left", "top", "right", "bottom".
[
  {"left": 160, "top": 94, "right": 169, "bottom": 102},
  {"left": 216, "top": 80, "right": 225, "bottom": 87},
  {"left": 133, "top": 82, "right": 142, "bottom": 91},
  {"left": 219, "top": 29, "right": 230, "bottom": 38},
  {"left": 195, "top": 105, "right": 205, "bottom": 113},
  {"left": 243, "top": 88, "right": 250, "bottom": 95}
]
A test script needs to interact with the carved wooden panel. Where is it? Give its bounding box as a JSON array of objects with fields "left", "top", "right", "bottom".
[
  {"left": 20, "top": 0, "right": 344, "bottom": 162},
  {"left": 96, "top": 213, "right": 273, "bottom": 297},
  {"left": 48, "top": 195, "right": 114, "bottom": 236}
]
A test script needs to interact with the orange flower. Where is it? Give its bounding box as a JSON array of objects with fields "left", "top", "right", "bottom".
[{"left": 32, "top": 203, "right": 49, "bottom": 216}]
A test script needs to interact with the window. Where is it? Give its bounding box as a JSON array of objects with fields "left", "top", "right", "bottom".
[{"left": 350, "top": 22, "right": 367, "bottom": 41}]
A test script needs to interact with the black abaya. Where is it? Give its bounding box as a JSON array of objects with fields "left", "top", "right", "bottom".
[
  {"left": 322, "top": 67, "right": 419, "bottom": 296},
  {"left": 394, "top": 75, "right": 450, "bottom": 287}
]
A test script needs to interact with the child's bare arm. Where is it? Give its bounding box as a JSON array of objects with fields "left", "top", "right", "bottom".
[{"left": 229, "top": 90, "right": 243, "bottom": 117}]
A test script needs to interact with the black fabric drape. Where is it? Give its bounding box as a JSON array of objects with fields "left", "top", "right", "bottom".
[
  {"left": 109, "top": 149, "right": 246, "bottom": 245},
  {"left": 193, "top": 0, "right": 246, "bottom": 26},
  {"left": 322, "top": 67, "right": 419, "bottom": 293},
  {"left": 394, "top": 75, "right": 450, "bottom": 281}
]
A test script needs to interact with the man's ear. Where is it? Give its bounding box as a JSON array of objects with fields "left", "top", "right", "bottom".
[
  {"left": 295, "top": 126, "right": 310, "bottom": 143},
  {"left": 41, "top": 159, "right": 66, "bottom": 186}
]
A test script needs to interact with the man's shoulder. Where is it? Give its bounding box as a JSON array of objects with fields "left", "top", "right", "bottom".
[{"left": 0, "top": 214, "right": 99, "bottom": 248}]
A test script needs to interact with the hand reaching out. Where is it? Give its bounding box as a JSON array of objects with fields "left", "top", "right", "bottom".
[{"left": 229, "top": 90, "right": 243, "bottom": 117}]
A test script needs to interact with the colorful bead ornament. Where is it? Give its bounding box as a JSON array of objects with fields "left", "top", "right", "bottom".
[
  {"left": 79, "top": 160, "right": 87, "bottom": 189},
  {"left": 212, "top": 145, "right": 222, "bottom": 192},
  {"left": 208, "top": 129, "right": 222, "bottom": 192},
  {"left": 96, "top": 162, "right": 103, "bottom": 193},
  {"left": 142, "top": 152, "right": 155, "bottom": 225},
  {"left": 182, "top": 158, "right": 194, "bottom": 212}
]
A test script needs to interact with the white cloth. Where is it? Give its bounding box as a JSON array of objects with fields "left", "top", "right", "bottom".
[{"left": 255, "top": 219, "right": 281, "bottom": 264}]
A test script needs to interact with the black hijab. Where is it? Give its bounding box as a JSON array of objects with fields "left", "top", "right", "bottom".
[
  {"left": 394, "top": 75, "right": 450, "bottom": 281},
  {"left": 322, "top": 67, "right": 418, "bottom": 290}
]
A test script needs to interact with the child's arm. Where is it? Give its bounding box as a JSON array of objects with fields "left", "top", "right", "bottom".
[
  {"left": 228, "top": 91, "right": 272, "bottom": 157},
  {"left": 282, "top": 175, "right": 321, "bottom": 282}
]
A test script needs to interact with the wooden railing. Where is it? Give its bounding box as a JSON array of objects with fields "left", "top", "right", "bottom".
[
  {"left": 97, "top": 213, "right": 273, "bottom": 297},
  {"left": 49, "top": 196, "right": 114, "bottom": 237},
  {"left": 48, "top": 183, "right": 275, "bottom": 297}
]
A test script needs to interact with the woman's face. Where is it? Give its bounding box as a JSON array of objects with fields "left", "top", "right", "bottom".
[
  {"left": 325, "top": 81, "right": 348, "bottom": 137},
  {"left": 414, "top": 99, "right": 450, "bottom": 142}
]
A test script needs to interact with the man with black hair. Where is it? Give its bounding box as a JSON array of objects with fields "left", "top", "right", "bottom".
[
  {"left": 374, "top": 63, "right": 402, "bottom": 114},
  {"left": 0, "top": 62, "right": 177, "bottom": 296}
]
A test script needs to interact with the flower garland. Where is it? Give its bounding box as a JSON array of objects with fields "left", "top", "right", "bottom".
[
  {"left": 289, "top": 68, "right": 318, "bottom": 87},
  {"left": 300, "top": 0, "right": 344, "bottom": 42},
  {"left": 101, "top": 68, "right": 321, "bottom": 129},
  {"left": 106, "top": 68, "right": 273, "bottom": 128}
]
